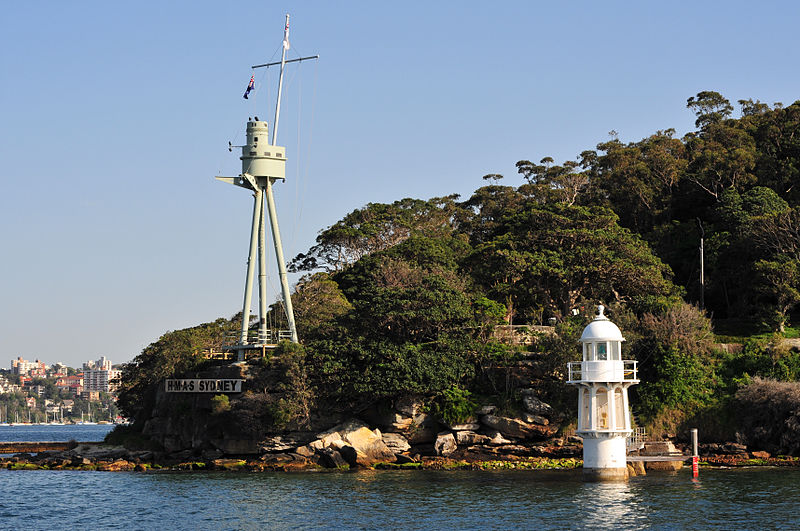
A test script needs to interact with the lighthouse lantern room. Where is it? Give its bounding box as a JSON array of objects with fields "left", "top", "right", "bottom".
[{"left": 567, "top": 305, "right": 639, "bottom": 480}]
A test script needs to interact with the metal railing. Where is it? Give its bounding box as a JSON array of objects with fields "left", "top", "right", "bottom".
[
  {"left": 627, "top": 427, "right": 647, "bottom": 450},
  {"left": 567, "top": 360, "right": 638, "bottom": 383},
  {"left": 222, "top": 329, "right": 292, "bottom": 348}
]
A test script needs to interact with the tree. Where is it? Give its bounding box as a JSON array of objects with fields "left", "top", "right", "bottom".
[
  {"left": 687, "top": 91, "right": 733, "bottom": 130},
  {"left": 290, "top": 196, "right": 459, "bottom": 273},
  {"left": 463, "top": 201, "right": 678, "bottom": 321}
]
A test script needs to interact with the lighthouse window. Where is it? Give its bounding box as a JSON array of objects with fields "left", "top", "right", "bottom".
[
  {"left": 254, "top": 137, "right": 258, "bottom": 142},
  {"left": 611, "top": 342, "right": 620, "bottom": 360},
  {"left": 597, "top": 342, "right": 608, "bottom": 361}
]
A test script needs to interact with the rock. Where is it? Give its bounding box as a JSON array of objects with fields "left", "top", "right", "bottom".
[
  {"left": 631, "top": 461, "right": 646, "bottom": 476},
  {"left": 382, "top": 433, "right": 411, "bottom": 453},
  {"left": 480, "top": 415, "right": 556, "bottom": 440},
  {"left": 259, "top": 453, "right": 296, "bottom": 464},
  {"left": 455, "top": 431, "right": 490, "bottom": 446},
  {"left": 751, "top": 450, "right": 771, "bottom": 459},
  {"left": 395, "top": 395, "right": 424, "bottom": 417},
  {"left": 485, "top": 430, "right": 513, "bottom": 446},
  {"left": 434, "top": 432, "right": 457, "bottom": 457},
  {"left": 521, "top": 413, "right": 549, "bottom": 426},
  {"left": 71, "top": 457, "right": 93, "bottom": 467},
  {"left": 388, "top": 413, "right": 413, "bottom": 431},
  {"left": 405, "top": 413, "right": 440, "bottom": 444},
  {"left": 476, "top": 405, "right": 497, "bottom": 416},
  {"left": 645, "top": 460, "right": 683, "bottom": 472},
  {"left": 567, "top": 435, "right": 583, "bottom": 444},
  {"left": 318, "top": 448, "right": 348, "bottom": 468},
  {"left": 295, "top": 445, "right": 316, "bottom": 458},
  {"left": 521, "top": 395, "right": 555, "bottom": 418},
  {"left": 627, "top": 463, "right": 637, "bottom": 477},
  {"left": 75, "top": 445, "right": 129, "bottom": 460},
  {"left": 259, "top": 432, "right": 315, "bottom": 453},
  {"left": 316, "top": 420, "right": 395, "bottom": 467},
  {"left": 337, "top": 445, "right": 359, "bottom": 466},
  {"left": 446, "top": 422, "right": 481, "bottom": 431},
  {"left": 98, "top": 459, "right": 134, "bottom": 472}
]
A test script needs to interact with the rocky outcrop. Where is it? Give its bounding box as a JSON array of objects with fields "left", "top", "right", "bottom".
[
  {"left": 480, "top": 415, "right": 557, "bottom": 440},
  {"left": 434, "top": 432, "right": 457, "bottom": 456},
  {"left": 310, "top": 419, "right": 395, "bottom": 467}
]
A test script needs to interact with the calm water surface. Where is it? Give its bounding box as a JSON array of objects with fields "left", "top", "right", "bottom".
[
  {"left": 1, "top": 426, "right": 797, "bottom": 530},
  {"left": 0, "top": 423, "right": 115, "bottom": 442},
  {"left": 1, "top": 467, "right": 798, "bottom": 530}
]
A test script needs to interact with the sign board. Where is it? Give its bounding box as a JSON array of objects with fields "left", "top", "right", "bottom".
[{"left": 165, "top": 379, "right": 244, "bottom": 393}]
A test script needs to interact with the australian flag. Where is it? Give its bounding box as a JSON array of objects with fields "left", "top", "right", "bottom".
[{"left": 243, "top": 75, "right": 255, "bottom": 99}]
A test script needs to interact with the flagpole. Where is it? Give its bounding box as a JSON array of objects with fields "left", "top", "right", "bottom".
[{"left": 272, "top": 13, "right": 289, "bottom": 145}]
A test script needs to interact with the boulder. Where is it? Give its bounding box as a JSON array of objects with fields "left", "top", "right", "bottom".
[
  {"left": 485, "top": 430, "right": 513, "bottom": 446},
  {"left": 295, "top": 445, "right": 316, "bottom": 458},
  {"left": 382, "top": 433, "right": 411, "bottom": 453},
  {"left": 521, "top": 394, "right": 555, "bottom": 418},
  {"left": 259, "top": 432, "right": 315, "bottom": 453},
  {"left": 318, "top": 448, "right": 348, "bottom": 468},
  {"left": 455, "top": 431, "right": 490, "bottom": 446},
  {"left": 434, "top": 432, "right": 457, "bottom": 457},
  {"left": 97, "top": 459, "right": 135, "bottom": 472},
  {"left": 751, "top": 450, "right": 771, "bottom": 459},
  {"left": 645, "top": 460, "right": 683, "bottom": 472},
  {"left": 522, "top": 413, "right": 549, "bottom": 426},
  {"left": 405, "top": 413, "right": 440, "bottom": 444},
  {"left": 480, "top": 415, "right": 556, "bottom": 440},
  {"left": 315, "top": 420, "right": 395, "bottom": 467},
  {"left": 388, "top": 413, "right": 413, "bottom": 431},
  {"left": 446, "top": 422, "right": 481, "bottom": 431}
]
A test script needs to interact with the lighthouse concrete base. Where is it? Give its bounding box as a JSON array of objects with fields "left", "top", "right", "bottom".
[
  {"left": 583, "top": 466, "right": 629, "bottom": 481},
  {"left": 581, "top": 434, "right": 629, "bottom": 481}
]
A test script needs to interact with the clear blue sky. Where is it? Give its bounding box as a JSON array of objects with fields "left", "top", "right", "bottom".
[{"left": 2, "top": 1, "right": 799, "bottom": 368}]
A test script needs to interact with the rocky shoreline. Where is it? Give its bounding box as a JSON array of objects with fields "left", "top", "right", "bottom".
[{"left": 4, "top": 437, "right": 798, "bottom": 473}]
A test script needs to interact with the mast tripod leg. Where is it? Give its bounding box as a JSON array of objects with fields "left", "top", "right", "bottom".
[
  {"left": 240, "top": 186, "right": 264, "bottom": 355},
  {"left": 265, "top": 178, "right": 298, "bottom": 342},
  {"left": 258, "top": 188, "right": 268, "bottom": 343}
]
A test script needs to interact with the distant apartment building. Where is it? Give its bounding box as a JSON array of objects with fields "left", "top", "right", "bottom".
[
  {"left": 11, "top": 357, "right": 46, "bottom": 377},
  {"left": 82, "top": 356, "right": 121, "bottom": 393},
  {"left": 55, "top": 374, "right": 84, "bottom": 395}
]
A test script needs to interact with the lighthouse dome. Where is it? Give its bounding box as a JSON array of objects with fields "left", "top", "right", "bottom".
[{"left": 580, "top": 305, "right": 625, "bottom": 342}]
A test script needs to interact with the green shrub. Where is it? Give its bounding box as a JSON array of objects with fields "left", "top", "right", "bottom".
[{"left": 210, "top": 394, "right": 231, "bottom": 415}]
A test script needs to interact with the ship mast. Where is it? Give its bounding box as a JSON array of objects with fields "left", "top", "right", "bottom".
[{"left": 216, "top": 14, "right": 318, "bottom": 359}]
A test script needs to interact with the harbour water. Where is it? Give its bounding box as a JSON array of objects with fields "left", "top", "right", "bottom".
[
  {"left": 1, "top": 426, "right": 798, "bottom": 530},
  {"left": 0, "top": 423, "right": 115, "bottom": 443}
]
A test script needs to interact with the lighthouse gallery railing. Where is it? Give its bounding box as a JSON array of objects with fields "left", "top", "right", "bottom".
[{"left": 567, "top": 360, "right": 638, "bottom": 383}]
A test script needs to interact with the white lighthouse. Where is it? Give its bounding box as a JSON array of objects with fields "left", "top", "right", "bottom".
[{"left": 567, "top": 305, "right": 639, "bottom": 480}]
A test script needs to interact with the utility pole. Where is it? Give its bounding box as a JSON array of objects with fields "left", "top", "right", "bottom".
[{"left": 697, "top": 218, "right": 705, "bottom": 310}]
